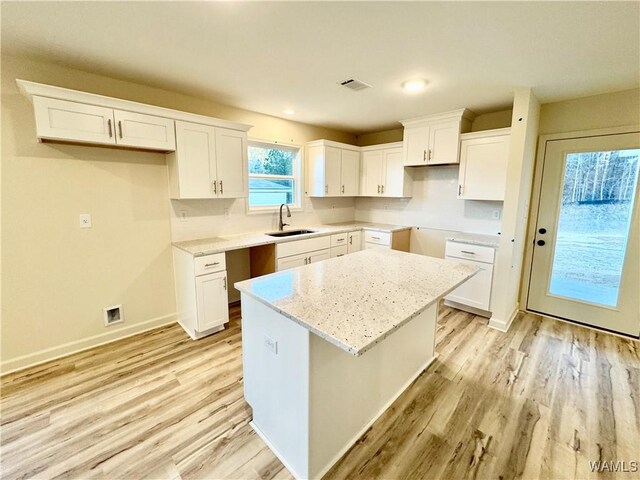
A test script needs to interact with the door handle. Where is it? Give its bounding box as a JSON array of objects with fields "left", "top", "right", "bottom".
[
  {"left": 537, "top": 240, "right": 546, "bottom": 246},
  {"left": 220, "top": 180, "right": 223, "bottom": 195},
  {"left": 107, "top": 119, "right": 113, "bottom": 138},
  {"left": 342, "top": 185, "right": 345, "bottom": 194},
  {"left": 212, "top": 181, "right": 217, "bottom": 194},
  {"left": 381, "top": 185, "right": 384, "bottom": 194},
  {"left": 423, "top": 149, "right": 427, "bottom": 162},
  {"left": 349, "top": 236, "right": 353, "bottom": 245},
  {"left": 325, "top": 185, "right": 328, "bottom": 194},
  {"left": 428, "top": 149, "right": 433, "bottom": 161},
  {"left": 117, "top": 120, "right": 123, "bottom": 139},
  {"left": 377, "top": 185, "right": 381, "bottom": 194},
  {"left": 458, "top": 185, "right": 463, "bottom": 196},
  {"left": 461, "top": 250, "right": 475, "bottom": 255},
  {"left": 204, "top": 262, "right": 220, "bottom": 267},
  {"left": 223, "top": 277, "right": 227, "bottom": 290}
]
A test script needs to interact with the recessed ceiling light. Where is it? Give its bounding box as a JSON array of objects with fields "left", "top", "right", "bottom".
[
  {"left": 283, "top": 109, "right": 295, "bottom": 115},
  {"left": 402, "top": 79, "right": 427, "bottom": 93}
]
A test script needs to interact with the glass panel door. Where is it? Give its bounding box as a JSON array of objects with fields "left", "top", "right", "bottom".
[
  {"left": 527, "top": 132, "right": 640, "bottom": 337},
  {"left": 549, "top": 149, "right": 639, "bottom": 307}
]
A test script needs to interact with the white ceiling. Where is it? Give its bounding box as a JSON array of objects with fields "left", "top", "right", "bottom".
[{"left": 2, "top": 1, "right": 639, "bottom": 134}]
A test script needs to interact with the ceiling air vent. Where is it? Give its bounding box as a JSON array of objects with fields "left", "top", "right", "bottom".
[{"left": 339, "top": 78, "right": 372, "bottom": 92}]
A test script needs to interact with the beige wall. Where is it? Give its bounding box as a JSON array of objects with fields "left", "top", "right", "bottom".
[
  {"left": 0, "top": 54, "right": 355, "bottom": 372},
  {"left": 539, "top": 88, "right": 640, "bottom": 135}
]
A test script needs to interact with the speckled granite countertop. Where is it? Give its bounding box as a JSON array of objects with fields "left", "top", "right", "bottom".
[
  {"left": 446, "top": 233, "right": 500, "bottom": 248},
  {"left": 173, "top": 222, "right": 411, "bottom": 256},
  {"left": 234, "top": 249, "right": 478, "bottom": 356}
]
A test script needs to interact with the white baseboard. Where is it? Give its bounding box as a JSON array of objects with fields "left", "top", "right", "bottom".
[
  {"left": 1, "top": 313, "right": 178, "bottom": 375},
  {"left": 489, "top": 307, "right": 519, "bottom": 332}
]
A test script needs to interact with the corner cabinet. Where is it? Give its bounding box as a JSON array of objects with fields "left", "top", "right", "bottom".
[
  {"left": 457, "top": 128, "right": 511, "bottom": 201},
  {"left": 360, "top": 143, "right": 412, "bottom": 197},
  {"left": 167, "top": 121, "right": 248, "bottom": 199},
  {"left": 306, "top": 140, "right": 360, "bottom": 197},
  {"left": 401, "top": 109, "right": 475, "bottom": 166}
]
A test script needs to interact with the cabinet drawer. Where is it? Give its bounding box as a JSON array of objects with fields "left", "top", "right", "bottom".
[
  {"left": 194, "top": 253, "right": 226, "bottom": 276},
  {"left": 331, "top": 233, "right": 348, "bottom": 247},
  {"left": 445, "top": 241, "right": 494, "bottom": 264},
  {"left": 331, "top": 245, "right": 348, "bottom": 258},
  {"left": 364, "top": 230, "right": 391, "bottom": 246},
  {"left": 277, "top": 235, "right": 331, "bottom": 259}
]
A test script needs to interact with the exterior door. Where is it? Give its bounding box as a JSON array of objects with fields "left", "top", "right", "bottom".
[
  {"left": 195, "top": 271, "right": 229, "bottom": 331},
  {"left": 527, "top": 132, "right": 640, "bottom": 336},
  {"left": 215, "top": 128, "right": 248, "bottom": 198}
]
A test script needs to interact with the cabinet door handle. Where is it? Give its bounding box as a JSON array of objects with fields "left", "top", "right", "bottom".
[
  {"left": 117, "top": 120, "right": 123, "bottom": 139},
  {"left": 423, "top": 149, "right": 427, "bottom": 162},
  {"left": 381, "top": 185, "right": 385, "bottom": 194},
  {"left": 377, "top": 185, "right": 381, "bottom": 194},
  {"left": 336, "top": 238, "right": 344, "bottom": 242},
  {"left": 204, "top": 262, "right": 220, "bottom": 267},
  {"left": 107, "top": 119, "right": 113, "bottom": 138},
  {"left": 349, "top": 236, "right": 353, "bottom": 245},
  {"left": 342, "top": 185, "right": 345, "bottom": 194},
  {"left": 223, "top": 277, "right": 227, "bottom": 290},
  {"left": 461, "top": 250, "right": 475, "bottom": 255},
  {"left": 304, "top": 257, "right": 308, "bottom": 265},
  {"left": 325, "top": 185, "right": 328, "bottom": 194},
  {"left": 212, "top": 181, "right": 217, "bottom": 194},
  {"left": 220, "top": 180, "right": 223, "bottom": 195},
  {"left": 337, "top": 254, "right": 345, "bottom": 257},
  {"left": 371, "top": 236, "right": 381, "bottom": 240},
  {"left": 458, "top": 185, "right": 463, "bottom": 196},
  {"left": 428, "top": 149, "right": 433, "bottom": 161}
]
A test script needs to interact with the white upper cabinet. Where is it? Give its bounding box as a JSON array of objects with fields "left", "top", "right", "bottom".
[
  {"left": 33, "top": 96, "right": 116, "bottom": 146},
  {"left": 401, "top": 109, "right": 474, "bottom": 166},
  {"left": 306, "top": 140, "right": 360, "bottom": 197},
  {"left": 32, "top": 96, "right": 175, "bottom": 151},
  {"left": 360, "top": 143, "right": 412, "bottom": 197},
  {"left": 215, "top": 128, "right": 248, "bottom": 199},
  {"left": 19, "top": 79, "right": 251, "bottom": 156},
  {"left": 458, "top": 128, "right": 511, "bottom": 201},
  {"left": 113, "top": 110, "right": 176, "bottom": 151},
  {"left": 168, "top": 121, "right": 248, "bottom": 199}
]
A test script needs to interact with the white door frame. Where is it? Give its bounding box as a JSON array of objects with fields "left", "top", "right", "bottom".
[{"left": 520, "top": 124, "right": 640, "bottom": 333}]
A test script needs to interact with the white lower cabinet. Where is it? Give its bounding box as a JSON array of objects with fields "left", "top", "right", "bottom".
[
  {"left": 331, "top": 245, "right": 348, "bottom": 258},
  {"left": 364, "top": 229, "right": 391, "bottom": 250},
  {"left": 173, "top": 248, "right": 229, "bottom": 339},
  {"left": 347, "top": 230, "right": 362, "bottom": 253},
  {"left": 444, "top": 241, "right": 495, "bottom": 314},
  {"left": 277, "top": 249, "right": 330, "bottom": 271}
]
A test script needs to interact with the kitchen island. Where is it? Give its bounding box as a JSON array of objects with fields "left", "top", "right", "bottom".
[{"left": 235, "top": 249, "right": 478, "bottom": 479}]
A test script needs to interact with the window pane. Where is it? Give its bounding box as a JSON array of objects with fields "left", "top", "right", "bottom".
[
  {"left": 248, "top": 178, "right": 295, "bottom": 207},
  {"left": 549, "top": 149, "right": 640, "bottom": 307},
  {"left": 248, "top": 146, "right": 294, "bottom": 176}
]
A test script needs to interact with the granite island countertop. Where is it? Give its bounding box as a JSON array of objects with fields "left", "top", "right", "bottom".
[
  {"left": 446, "top": 232, "right": 501, "bottom": 248},
  {"left": 234, "top": 249, "right": 478, "bottom": 356},
  {"left": 173, "top": 222, "right": 411, "bottom": 256}
]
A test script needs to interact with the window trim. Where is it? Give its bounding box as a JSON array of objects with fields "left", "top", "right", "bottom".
[{"left": 246, "top": 139, "right": 304, "bottom": 214}]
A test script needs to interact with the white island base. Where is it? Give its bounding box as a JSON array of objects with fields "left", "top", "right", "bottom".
[{"left": 241, "top": 293, "right": 438, "bottom": 480}]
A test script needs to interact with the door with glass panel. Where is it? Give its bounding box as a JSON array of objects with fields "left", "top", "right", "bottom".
[{"left": 527, "top": 132, "right": 640, "bottom": 337}]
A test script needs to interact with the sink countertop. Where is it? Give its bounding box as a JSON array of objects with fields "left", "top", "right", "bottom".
[
  {"left": 446, "top": 233, "right": 501, "bottom": 249},
  {"left": 235, "top": 249, "right": 478, "bottom": 356},
  {"left": 173, "top": 222, "right": 411, "bottom": 256}
]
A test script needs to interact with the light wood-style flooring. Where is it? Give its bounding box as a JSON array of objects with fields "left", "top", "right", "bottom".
[{"left": 1, "top": 305, "right": 639, "bottom": 479}]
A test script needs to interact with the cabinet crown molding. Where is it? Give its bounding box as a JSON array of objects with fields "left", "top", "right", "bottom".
[
  {"left": 359, "top": 141, "right": 403, "bottom": 152},
  {"left": 16, "top": 79, "right": 252, "bottom": 133},
  {"left": 305, "top": 139, "right": 360, "bottom": 151},
  {"left": 400, "top": 108, "right": 476, "bottom": 128},
  {"left": 460, "top": 127, "right": 511, "bottom": 140}
]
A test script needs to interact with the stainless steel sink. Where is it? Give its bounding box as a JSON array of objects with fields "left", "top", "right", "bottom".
[{"left": 266, "top": 229, "right": 316, "bottom": 238}]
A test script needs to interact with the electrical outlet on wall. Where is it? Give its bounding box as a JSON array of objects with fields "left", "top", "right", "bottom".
[
  {"left": 263, "top": 334, "right": 278, "bottom": 354},
  {"left": 492, "top": 209, "right": 501, "bottom": 220},
  {"left": 79, "top": 214, "right": 92, "bottom": 228}
]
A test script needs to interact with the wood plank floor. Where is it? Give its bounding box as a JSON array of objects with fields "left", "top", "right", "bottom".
[{"left": 2, "top": 304, "right": 639, "bottom": 479}]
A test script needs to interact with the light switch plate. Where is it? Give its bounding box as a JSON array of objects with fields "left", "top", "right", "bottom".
[
  {"left": 79, "top": 213, "right": 92, "bottom": 228},
  {"left": 492, "top": 209, "right": 501, "bottom": 220}
]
